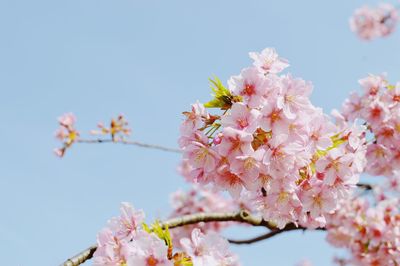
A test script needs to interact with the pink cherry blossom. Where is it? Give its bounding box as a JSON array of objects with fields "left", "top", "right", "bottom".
[
  {"left": 249, "top": 47, "right": 289, "bottom": 74},
  {"left": 301, "top": 182, "right": 336, "bottom": 220},
  {"left": 108, "top": 202, "right": 145, "bottom": 240},
  {"left": 215, "top": 165, "right": 245, "bottom": 198},
  {"left": 259, "top": 102, "right": 293, "bottom": 134},
  {"left": 180, "top": 101, "right": 209, "bottom": 135},
  {"left": 54, "top": 112, "right": 79, "bottom": 157},
  {"left": 230, "top": 148, "right": 265, "bottom": 190},
  {"left": 93, "top": 228, "right": 128, "bottom": 266},
  {"left": 183, "top": 141, "right": 219, "bottom": 173},
  {"left": 217, "top": 127, "right": 253, "bottom": 160},
  {"left": 228, "top": 67, "right": 268, "bottom": 108},
  {"left": 350, "top": 4, "right": 399, "bottom": 40},
  {"left": 58, "top": 112, "right": 76, "bottom": 128},
  {"left": 315, "top": 148, "right": 356, "bottom": 186},
  {"left": 126, "top": 232, "right": 172, "bottom": 266},
  {"left": 276, "top": 74, "right": 313, "bottom": 119},
  {"left": 180, "top": 229, "right": 240, "bottom": 266},
  {"left": 221, "top": 102, "right": 260, "bottom": 133},
  {"left": 180, "top": 48, "right": 367, "bottom": 229},
  {"left": 326, "top": 196, "right": 400, "bottom": 266}
]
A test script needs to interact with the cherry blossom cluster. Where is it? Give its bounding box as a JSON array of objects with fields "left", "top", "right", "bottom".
[
  {"left": 54, "top": 113, "right": 79, "bottom": 157},
  {"left": 179, "top": 48, "right": 367, "bottom": 229},
  {"left": 90, "top": 114, "right": 131, "bottom": 141},
  {"left": 168, "top": 186, "right": 238, "bottom": 247},
  {"left": 340, "top": 74, "right": 400, "bottom": 177},
  {"left": 326, "top": 194, "right": 400, "bottom": 265},
  {"left": 54, "top": 114, "right": 131, "bottom": 157},
  {"left": 332, "top": 77, "right": 400, "bottom": 263},
  {"left": 92, "top": 202, "right": 240, "bottom": 266},
  {"left": 350, "top": 3, "right": 398, "bottom": 40}
]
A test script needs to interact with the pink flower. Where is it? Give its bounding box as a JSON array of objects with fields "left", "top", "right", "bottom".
[
  {"left": 350, "top": 4, "right": 399, "bottom": 40},
  {"left": 260, "top": 178, "right": 301, "bottom": 228},
  {"left": 93, "top": 228, "right": 128, "bottom": 266},
  {"left": 363, "top": 99, "right": 389, "bottom": 130},
  {"left": 263, "top": 134, "right": 303, "bottom": 178},
  {"left": 276, "top": 74, "right": 313, "bottom": 119},
  {"left": 126, "top": 231, "right": 172, "bottom": 266},
  {"left": 221, "top": 102, "right": 260, "bottom": 133},
  {"left": 382, "top": 82, "right": 400, "bottom": 106},
  {"left": 91, "top": 114, "right": 131, "bottom": 141},
  {"left": 359, "top": 74, "right": 386, "bottom": 97},
  {"left": 249, "top": 47, "right": 289, "bottom": 74},
  {"left": 260, "top": 102, "right": 293, "bottom": 134},
  {"left": 181, "top": 101, "right": 209, "bottom": 134},
  {"left": 180, "top": 229, "right": 240, "bottom": 266},
  {"left": 308, "top": 112, "right": 336, "bottom": 150},
  {"left": 54, "top": 112, "right": 79, "bottom": 157},
  {"left": 341, "top": 92, "right": 363, "bottom": 121},
  {"left": 315, "top": 148, "right": 355, "bottom": 186},
  {"left": 230, "top": 148, "right": 265, "bottom": 190},
  {"left": 108, "top": 202, "right": 145, "bottom": 240},
  {"left": 217, "top": 127, "right": 253, "bottom": 160},
  {"left": 183, "top": 141, "right": 219, "bottom": 173},
  {"left": 301, "top": 183, "right": 336, "bottom": 220},
  {"left": 326, "top": 197, "right": 400, "bottom": 266},
  {"left": 58, "top": 113, "right": 76, "bottom": 128},
  {"left": 228, "top": 67, "right": 268, "bottom": 108},
  {"left": 215, "top": 165, "right": 245, "bottom": 198}
]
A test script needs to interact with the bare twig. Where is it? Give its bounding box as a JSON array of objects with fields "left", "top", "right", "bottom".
[
  {"left": 356, "top": 183, "right": 373, "bottom": 190},
  {"left": 76, "top": 138, "right": 182, "bottom": 153},
  {"left": 60, "top": 210, "right": 312, "bottom": 266},
  {"left": 228, "top": 223, "right": 326, "bottom": 245}
]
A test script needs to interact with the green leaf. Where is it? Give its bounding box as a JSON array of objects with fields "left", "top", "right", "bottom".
[
  {"left": 142, "top": 222, "right": 151, "bottom": 233},
  {"left": 151, "top": 221, "right": 172, "bottom": 248},
  {"left": 387, "top": 84, "right": 396, "bottom": 90},
  {"left": 204, "top": 76, "right": 239, "bottom": 109}
]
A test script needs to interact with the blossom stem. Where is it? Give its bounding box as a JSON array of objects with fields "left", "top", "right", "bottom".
[{"left": 76, "top": 139, "right": 182, "bottom": 153}]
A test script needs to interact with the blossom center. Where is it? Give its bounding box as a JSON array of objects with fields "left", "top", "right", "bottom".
[
  {"left": 146, "top": 255, "right": 159, "bottom": 266},
  {"left": 243, "top": 82, "right": 255, "bottom": 95}
]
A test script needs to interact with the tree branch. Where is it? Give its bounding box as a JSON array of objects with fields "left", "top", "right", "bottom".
[
  {"left": 61, "top": 245, "right": 97, "bottom": 266},
  {"left": 76, "top": 138, "right": 182, "bottom": 153},
  {"left": 59, "top": 210, "right": 312, "bottom": 266},
  {"left": 228, "top": 224, "right": 326, "bottom": 245},
  {"left": 160, "top": 210, "right": 275, "bottom": 230}
]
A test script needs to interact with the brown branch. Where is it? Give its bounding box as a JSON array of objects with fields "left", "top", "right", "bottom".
[
  {"left": 228, "top": 224, "right": 326, "bottom": 245},
  {"left": 60, "top": 245, "right": 97, "bottom": 266},
  {"left": 160, "top": 210, "right": 275, "bottom": 230},
  {"left": 59, "top": 210, "right": 306, "bottom": 266},
  {"left": 228, "top": 229, "right": 291, "bottom": 245},
  {"left": 76, "top": 138, "right": 182, "bottom": 153}
]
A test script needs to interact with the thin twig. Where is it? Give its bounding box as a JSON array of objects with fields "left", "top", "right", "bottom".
[
  {"left": 356, "top": 183, "right": 373, "bottom": 190},
  {"left": 228, "top": 224, "right": 326, "bottom": 245},
  {"left": 76, "top": 138, "right": 182, "bottom": 153},
  {"left": 59, "top": 210, "right": 308, "bottom": 266}
]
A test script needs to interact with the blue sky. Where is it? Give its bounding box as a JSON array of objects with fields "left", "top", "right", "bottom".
[{"left": 0, "top": 0, "right": 399, "bottom": 265}]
